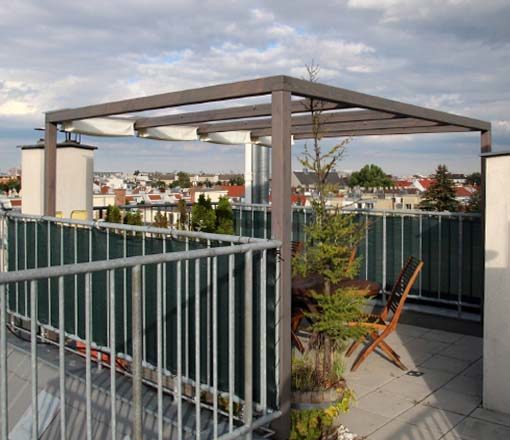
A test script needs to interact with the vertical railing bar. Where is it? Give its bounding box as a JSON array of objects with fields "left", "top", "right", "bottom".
[
  {"left": 228, "top": 253, "right": 235, "bottom": 432},
  {"left": 458, "top": 216, "right": 463, "bottom": 318},
  {"left": 251, "top": 206, "right": 255, "bottom": 238},
  {"left": 274, "top": 249, "right": 281, "bottom": 407},
  {"left": 131, "top": 265, "right": 143, "bottom": 440},
  {"left": 206, "top": 240, "right": 211, "bottom": 386},
  {"left": 156, "top": 263, "right": 163, "bottom": 440},
  {"left": 47, "top": 220, "right": 51, "bottom": 327},
  {"left": 260, "top": 249, "right": 267, "bottom": 412},
  {"left": 109, "top": 270, "right": 117, "bottom": 440},
  {"left": 212, "top": 256, "right": 218, "bottom": 439},
  {"left": 85, "top": 272, "right": 92, "bottom": 440},
  {"left": 142, "top": 235, "right": 146, "bottom": 362},
  {"left": 74, "top": 225, "right": 78, "bottom": 336},
  {"left": 24, "top": 221, "right": 28, "bottom": 317},
  {"left": 239, "top": 207, "right": 243, "bottom": 236},
  {"left": 244, "top": 250, "right": 253, "bottom": 440},
  {"left": 364, "top": 213, "right": 368, "bottom": 281},
  {"left": 0, "top": 284, "right": 7, "bottom": 440},
  {"left": 30, "top": 280, "right": 38, "bottom": 440},
  {"left": 106, "top": 228, "right": 110, "bottom": 347},
  {"left": 401, "top": 214, "right": 404, "bottom": 269},
  {"left": 382, "top": 212, "right": 387, "bottom": 302},
  {"left": 195, "top": 258, "right": 201, "bottom": 439},
  {"left": 185, "top": 238, "right": 189, "bottom": 379},
  {"left": 15, "top": 218, "right": 18, "bottom": 315},
  {"left": 419, "top": 214, "right": 423, "bottom": 297},
  {"left": 176, "top": 260, "right": 183, "bottom": 440},
  {"left": 58, "top": 276, "right": 66, "bottom": 439},
  {"left": 438, "top": 216, "right": 442, "bottom": 299},
  {"left": 123, "top": 230, "right": 128, "bottom": 354},
  {"left": 163, "top": 237, "right": 167, "bottom": 372}
]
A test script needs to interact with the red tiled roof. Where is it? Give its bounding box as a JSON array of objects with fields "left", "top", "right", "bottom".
[
  {"left": 455, "top": 186, "right": 474, "bottom": 197},
  {"left": 291, "top": 194, "right": 307, "bottom": 205},
  {"left": 419, "top": 179, "right": 435, "bottom": 190},
  {"left": 220, "top": 185, "right": 245, "bottom": 198},
  {"left": 11, "top": 199, "right": 22, "bottom": 207},
  {"left": 393, "top": 180, "right": 413, "bottom": 188},
  {"left": 148, "top": 194, "right": 161, "bottom": 201},
  {"left": 100, "top": 185, "right": 110, "bottom": 194}
]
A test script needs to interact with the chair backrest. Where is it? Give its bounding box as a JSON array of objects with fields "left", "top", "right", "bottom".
[
  {"left": 71, "top": 210, "right": 88, "bottom": 220},
  {"left": 381, "top": 256, "right": 424, "bottom": 326}
]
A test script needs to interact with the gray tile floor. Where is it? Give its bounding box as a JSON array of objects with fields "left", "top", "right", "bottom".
[{"left": 340, "top": 324, "right": 510, "bottom": 439}]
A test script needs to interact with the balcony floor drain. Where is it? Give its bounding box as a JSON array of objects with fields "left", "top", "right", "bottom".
[{"left": 406, "top": 370, "right": 424, "bottom": 377}]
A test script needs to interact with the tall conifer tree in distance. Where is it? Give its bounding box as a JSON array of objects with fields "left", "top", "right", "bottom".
[{"left": 419, "top": 164, "right": 459, "bottom": 212}]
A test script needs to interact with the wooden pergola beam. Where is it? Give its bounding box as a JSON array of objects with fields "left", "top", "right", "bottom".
[
  {"left": 134, "top": 99, "right": 353, "bottom": 129},
  {"left": 191, "top": 110, "right": 398, "bottom": 134},
  {"left": 46, "top": 76, "right": 289, "bottom": 123},
  {"left": 249, "top": 117, "right": 441, "bottom": 137},
  {"left": 283, "top": 76, "right": 491, "bottom": 131},
  {"left": 292, "top": 125, "right": 474, "bottom": 139}
]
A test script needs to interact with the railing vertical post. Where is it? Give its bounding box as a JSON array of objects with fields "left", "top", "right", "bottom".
[
  {"left": 30, "top": 280, "right": 38, "bottom": 439},
  {"left": 85, "top": 272, "right": 92, "bottom": 440},
  {"left": 458, "top": 216, "right": 463, "bottom": 317},
  {"left": 212, "top": 256, "right": 218, "bottom": 438},
  {"left": 194, "top": 259, "right": 201, "bottom": 439},
  {"left": 109, "top": 270, "right": 117, "bottom": 440},
  {"left": 0, "top": 284, "right": 7, "bottom": 440},
  {"left": 271, "top": 89, "right": 292, "bottom": 439},
  {"left": 244, "top": 250, "right": 254, "bottom": 439},
  {"left": 228, "top": 253, "right": 235, "bottom": 432},
  {"left": 176, "top": 260, "right": 183, "bottom": 440},
  {"left": 438, "top": 216, "right": 442, "bottom": 299},
  {"left": 382, "top": 212, "right": 387, "bottom": 301},
  {"left": 58, "top": 276, "right": 66, "bottom": 439},
  {"left": 131, "top": 265, "right": 143, "bottom": 440},
  {"left": 419, "top": 214, "right": 423, "bottom": 298}
]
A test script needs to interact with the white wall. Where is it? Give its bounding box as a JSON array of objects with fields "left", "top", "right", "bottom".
[
  {"left": 21, "top": 148, "right": 45, "bottom": 216},
  {"left": 483, "top": 153, "right": 510, "bottom": 413},
  {"left": 21, "top": 145, "right": 95, "bottom": 219}
]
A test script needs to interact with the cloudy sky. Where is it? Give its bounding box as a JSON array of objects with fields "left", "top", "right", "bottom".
[{"left": 1, "top": 0, "right": 509, "bottom": 175}]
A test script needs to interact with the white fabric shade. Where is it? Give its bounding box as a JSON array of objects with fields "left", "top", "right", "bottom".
[
  {"left": 137, "top": 125, "right": 199, "bottom": 141},
  {"left": 200, "top": 130, "right": 252, "bottom": 145},
  {"left": 61, "top": 117, "right": 135, "bottom": 137}
]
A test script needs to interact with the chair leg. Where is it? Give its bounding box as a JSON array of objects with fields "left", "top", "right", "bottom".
[
  {"left": 351, "top": 330, "right": 391, "bottom": 372},
  {"left": 292, "top": 330, "right": 306, "bottom": 353},
  {"left": 378, "top": 339, "right": 407, "bottom": 370},
  {"left": 346, "top": 336, "right": 365, "bottom": 358}
]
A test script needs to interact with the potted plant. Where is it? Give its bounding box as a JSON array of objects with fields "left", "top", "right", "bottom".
[{"left": 290, "top": 64, "right": 367, "bottom": 439}]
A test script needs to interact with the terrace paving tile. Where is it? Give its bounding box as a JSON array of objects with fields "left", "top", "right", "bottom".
[
  {"left": 356, "top": 388, "right": 415, "bottom": 419},
  {"left": 422, "top": 388, "right": 481, "bottom": 415},
  {"left": 395, "top": 404, "right": 464, "bottom": 437},
  {"left": 369, "top": 418, "right": 441, "bottom": 440},
  {"left": 419, "top": 355, "right": 471, "bottom": 374},
  {"left": 469, "top": 407, "right": 510, "bottom": 427},
  {"left": 420, "top": 329, "right": 465, "bottom": 344},
  {"left": 443, "top": 375, "right": 482, "bottom": 397},
  {"left": 445, "top": 416, "right": 510, "bottom": 440},
  {"left": 337, "top": 407, "right": 390, "bottom": 437}
]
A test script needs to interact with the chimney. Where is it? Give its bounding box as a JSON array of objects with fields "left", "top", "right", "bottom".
[{"left": 114, "top": 188, "right": 126, "bottom": 206}]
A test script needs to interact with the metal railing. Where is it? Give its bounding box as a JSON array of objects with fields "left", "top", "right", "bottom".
[
  {"left": 0, "top": 210, "right": 282, "bottom": 439},
  {"left": 92, "top": 201, "right": 483, "bottom": 317},
  {"left": 230, "top": 203, "right": 483, "bottom": 318}
]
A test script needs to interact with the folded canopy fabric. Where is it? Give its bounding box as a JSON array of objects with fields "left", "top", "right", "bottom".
[
  {"left": 137, "top": 125, "right": 199, "bottom": 141},
  {"left": 200, "top": 130, "right": 252, "bottom": 145},
  {"left": 61, "top": 117, "right": 135, "bottom": 137}
]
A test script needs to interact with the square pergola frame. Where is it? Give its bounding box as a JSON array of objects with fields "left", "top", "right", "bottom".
[{"left": 43, "top": 75, "right": 491, "bottom": 436}]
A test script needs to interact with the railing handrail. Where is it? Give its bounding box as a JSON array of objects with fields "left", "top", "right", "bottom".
[
  {"left": 0, "top": 239, "right": 280, "bottom": 285},
  {"left": 91, "top": 202, "right": 482, "bottom": 218},
  {"left": 1, "top": 209, "right": 273, "bottom": 244}
]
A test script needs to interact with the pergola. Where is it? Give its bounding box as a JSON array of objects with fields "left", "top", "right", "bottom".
[{"left": 43, "top": 75, "right": 491, "bottom": 435}]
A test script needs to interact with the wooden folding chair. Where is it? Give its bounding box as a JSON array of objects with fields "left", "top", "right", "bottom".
[{"left": 346, "top": 256, "right": 424, "bottom": 372}]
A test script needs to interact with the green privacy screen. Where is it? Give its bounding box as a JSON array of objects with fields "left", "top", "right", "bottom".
[
  {"left": 7, "top": 218, "right": 278, "bottom": 408},
  {"left": 233, "top": 208, "right": 483, "bottom": 308}
]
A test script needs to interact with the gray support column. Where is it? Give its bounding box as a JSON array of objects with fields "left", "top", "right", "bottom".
[
  {"left": 44, "top": 120, "right": 57, "bottom": 216},
  {"left": 270, "top": 90, "right": 292, "bottom": 439},
  {"left": 245, "top": 143, "right": 253, "bottom": 204}
]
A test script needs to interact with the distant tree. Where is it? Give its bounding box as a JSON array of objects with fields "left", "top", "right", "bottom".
[
  {"left": 215, "top": 196, "right": 234, "bottom": 234},
  {"left": 228, "top": 175, "right": 245, "bottom": 186},
  {"left": 466, "top": 189, "right": 481, "bottom": 213},
  {"left": 105, "top": 205, "right": 122, "bottom": 223},
  {"left": 0, "top": 178, "right": 21, "bottom": 194},
  {"left": 124, "top": 210, "right": 143, "bottom": 226},
  {"left": 153, "top": 180, "right": 166, "bottom": 190},
  {"left": 191, "top": 194, "right": 216, "bottom": 232},
  {"left": 153, "top": 210, "right": 169, "bottom": 228},
  {"left": 348, "top": 164, "right": 392, "bottom": 188},
  {"left": 134, "top": 170, "right": 140, "bottom": 176},
  {"left": 418, "top": 164, "right": 459, "bottom": 212},
  {"left": 177, "top": 199, "right": 188, "bottom": 229},
  {"left": 466, "top": 172, "right": 481, "bottom": 187},
  {"left": 170, "top": 171, "right": 191, "bottom": 188}
]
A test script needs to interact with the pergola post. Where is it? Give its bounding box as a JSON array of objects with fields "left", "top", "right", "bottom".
[
  {"left": 44, "top": 120, "right": 58, "bottom": 216},
  {"left": 270, "top": 90, "right": 292, "bottom": 439}
]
